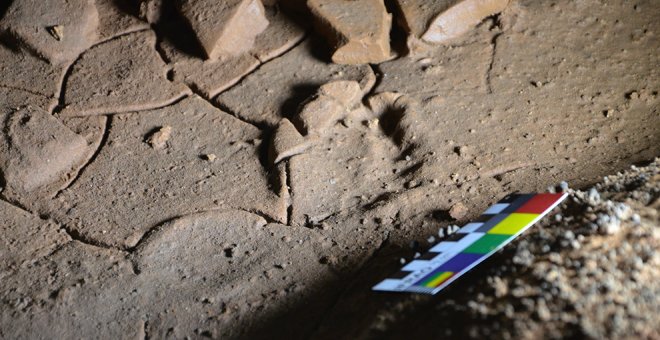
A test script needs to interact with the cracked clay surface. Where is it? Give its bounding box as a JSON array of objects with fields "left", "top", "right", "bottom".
[{"left": 0, "top": 0, "right": 658, "bottom": 338}]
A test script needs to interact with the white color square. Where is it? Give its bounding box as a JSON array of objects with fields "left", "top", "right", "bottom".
[
  {"left": 373, "top": 279, "right": 405, "bottom": 291},
  {"left": 458, "top": 222, "right": 484, "bottom": 234},
  {"left": 483, "top": 203, "right": 509, "bottom": 214}
]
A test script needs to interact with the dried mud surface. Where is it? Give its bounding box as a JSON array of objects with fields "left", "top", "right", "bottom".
[{"left": 0, "top": 0, "right": 658, "bottom": 339}]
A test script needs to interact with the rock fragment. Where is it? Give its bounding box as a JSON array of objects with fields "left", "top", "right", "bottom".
[
  {"left": 59, "top": 30, "right": 191, "bottom": 116},
  {"left": 159, "top": 7, "right": 302, "bottom": 98},
  {"left": 270, "top": 118, "right": 310, "bottom": 164},
  {"left": 394, "top": 0, "right": 509, "bottom": 46},
  {"left": 177, "top": 0, "right": 269, "bottom": 60},
  {"left": 0, "top": 107, "right": 89, "bottom": 200},
  {"left": 250, "top": 6, "right": 306, "bottom": 62},
  {"left": 308, "top": 0, "right": 392, "bottom": 64},
  {"left": 202, "top": 153, "right": 217, "bottom": 162},
  {"left": 138, "top": 0, "right": 164, "bottom": 24},
  {"left": 0, "top": 0, "right": 99, "bottom": 64},
  {"left": 422, "top": 0, "right": 509, "bottom": 44},
  {"left": 449, "top": 202, "right": 468, "bottom": 220},
  {"left": 145, "top": 126, "right": 172, "bottom": 150},
  {"left": 47, "top": 25, "right": 64, "bottom": 41}
]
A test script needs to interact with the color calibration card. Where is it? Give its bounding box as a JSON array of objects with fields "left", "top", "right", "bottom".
[{"left": 373, "top": 193, "right": 568, "bottom": 295}]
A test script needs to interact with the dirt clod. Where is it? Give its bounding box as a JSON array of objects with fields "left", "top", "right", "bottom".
[{"left": 145, "top": 126, "right": 172, "bottom": 150}]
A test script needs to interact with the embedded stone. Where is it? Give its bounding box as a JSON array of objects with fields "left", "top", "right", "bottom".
[
  {"left": 251, "top": 6, "right": 306, "bottom": 62},
  {"left": 307, "top": 0, "right": 392, "bottom": 64},
  {"left": 177, "top": 0, "right": 269, "bottom": 60},
  {"left": 394, "top": 0, "right": 510, "bottom": 46},
  {"left": 138, "top": 0, "right": 164, "bottom": 24},
  {"left": 145, "top": 126, "right": 172, "bottom": 150},
  {"left": 159, "top": 6, "right": 302, "bottom": 98}
]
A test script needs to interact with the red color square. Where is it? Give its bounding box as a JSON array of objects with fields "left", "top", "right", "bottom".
[{"left": 515, "top": 193, "right": 564, "bottom": 214}]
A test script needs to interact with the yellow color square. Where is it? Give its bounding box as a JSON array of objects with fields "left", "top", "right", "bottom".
[
  {"left": 424, "top": 271, "right": 454, "bottom": 288},
  {"left": 487, "top": 213, "right": 539, "bottom": 235}
]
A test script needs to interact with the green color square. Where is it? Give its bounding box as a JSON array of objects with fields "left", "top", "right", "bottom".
[{"left": 462, "top": 234, "right": 511, "bottom": 254}]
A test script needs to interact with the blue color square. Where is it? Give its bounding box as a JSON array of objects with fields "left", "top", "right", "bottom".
[{"left": 438, "top": 253, "right": 483, "bottom": 272}]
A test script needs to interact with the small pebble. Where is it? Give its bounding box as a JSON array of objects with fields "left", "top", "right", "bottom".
[
  {"left": 631, "top": 214, "right": 641, "bottom": 224},
  {"left": 202, "top": 154, "right": 216, "bottom": 162},
  {"left": 449, "top": 202, "right": 468, "bottom": 220}
]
